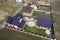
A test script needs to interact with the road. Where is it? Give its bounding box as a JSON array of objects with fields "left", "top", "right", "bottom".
[{"left": 51, "top": 0, "right": 60, "bottom": 40}]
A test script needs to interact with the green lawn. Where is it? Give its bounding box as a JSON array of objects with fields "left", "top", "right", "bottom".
[
  {"left": 0, "top": 1, "right": 21, "bottom": 15},
  {"left": 24, "top": 25, "right": 47, "bottom": 36},
  {"left": 0, "top": 28, "right": 48, "bottom": 40}
]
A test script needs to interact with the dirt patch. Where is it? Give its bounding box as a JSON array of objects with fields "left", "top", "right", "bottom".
[
  {"left": 0, "top": 11, "right": 9, "bottom": 23},
  {"left": 55, "top": 31, "right": 60, "bottom": 40}
]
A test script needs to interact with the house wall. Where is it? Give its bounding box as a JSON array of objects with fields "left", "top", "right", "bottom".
[
  {"left": 22, "top": 12, "right": 31, "bottom": 16},
  {"left": 22, "top": 10, "right": 33, "bottom": 16}
]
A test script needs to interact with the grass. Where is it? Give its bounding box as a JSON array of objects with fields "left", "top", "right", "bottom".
[
  {"left": 0, "top": 1, "right": 21, "bottom": 23},
  {"left": 0, "top": 12, "right": 8, "bottom": 22},
  {"left": 0, "top": 28, "right": 48, "bottom": 40},
  {"left": 24, "top": 25, "right": 47, "bottom": 36},
  {"left": 0, "top": 1, "right": 21, "bottom": 15}
]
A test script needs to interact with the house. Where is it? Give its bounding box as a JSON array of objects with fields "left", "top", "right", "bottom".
[
  {"left": 16, "top": 0, "right": 23, "bottom": 2},
  {"left": 6, "top": 13, "right": 26, "bottom": 30},
  {"left": 21, "top": 5, "right": 33, "bottom": 16},
  {"left": 36, "top": 18, "right": 52, "bottom": 29}
]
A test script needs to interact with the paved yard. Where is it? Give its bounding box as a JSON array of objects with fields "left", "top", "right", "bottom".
[{"left": 33, "top": 11, "right": 51, "bottom": 19}]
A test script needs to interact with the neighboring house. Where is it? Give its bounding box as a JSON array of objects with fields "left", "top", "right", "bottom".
[
  {"left": 6, "top": 13, "right": 26, "bottom": 30},
  {"left": 21, "top": 5, "right": 33, "bottom": 16},
  {"left": 16, "top": 0, "right": 26, "bottom": 3},
  {"left": 36, "top": 18, "right": 52, "bottom": 29},
  {"left": 16, "top": 0, "right": 23, "bottom": 2}
]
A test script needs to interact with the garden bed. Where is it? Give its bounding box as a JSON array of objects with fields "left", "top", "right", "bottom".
[{"left": 24, "top": 25, "right": 47, "bottom": 36}]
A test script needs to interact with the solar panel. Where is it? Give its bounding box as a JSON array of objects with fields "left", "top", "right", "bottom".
[
  {"left": 14, "top": 13, "right": 23, "bottom": 18},
  {"left": 11, "top": 13, "right": 23, "bottom": 26},
  {"left": 37, "top": 18, "right": 52, "bottom": 29},
  {"left": 11, "top": 19, "right": 19, "bottom": 26},
  {"left": 18, "top": 20, "right": 26, "bottom": 28},
  {"left": 6, "top": 16, "right": 13, "bottom": 24},
  {"left": 6, "top": 13, "right": 26, "bottom": 28}
]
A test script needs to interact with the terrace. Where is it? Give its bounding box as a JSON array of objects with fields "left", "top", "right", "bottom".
[
  {"left": 24, "top": 17, "right": 52, "bottom": 37},
  {"left": 32, "top": 11, "right": 51, "bottom": 19}
]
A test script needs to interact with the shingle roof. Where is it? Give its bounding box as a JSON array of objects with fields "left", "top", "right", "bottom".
[
  {"left": 37, "top": 18, "right": 52, "bottom": 29},
  {"left": 21, "top": 5, "right": 32, "bottom": 13}
]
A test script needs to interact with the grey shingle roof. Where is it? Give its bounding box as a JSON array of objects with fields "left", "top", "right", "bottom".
[{"left": 21, "top": 5, "right": 32, "bottom": 13}]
